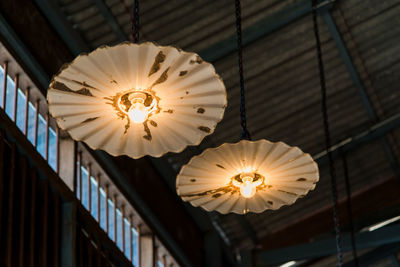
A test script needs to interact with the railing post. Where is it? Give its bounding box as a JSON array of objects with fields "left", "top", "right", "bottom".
[{"left": 60, "top": 202, "right": 77, "bottom": 267}]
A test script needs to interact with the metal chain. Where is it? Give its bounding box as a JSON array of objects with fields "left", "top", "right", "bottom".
[
  {"left": 312, "top": 0, "right": 343, "bottom": 266},
  {"left": 132, "top": 0, "right": 139, "bottom": 43},
  {"left": 234, "top": 0, "right": 251, "bottom": 140},
  {"left": 341, "top": 152, "right": 359, "bottom": 266}
]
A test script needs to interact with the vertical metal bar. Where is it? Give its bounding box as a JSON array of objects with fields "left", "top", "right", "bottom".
[
  {"left": 105, "top": 185, "right": 109, "bottom": 233},
  {"left": 42, "top": 180, "right": 49, "bottom": 267},
  {"left": 29, "top": 171, "right": 37, "bottom": 267},
  {"left": 77, "top": 151, "right": 82, "bottom": 200},
  {"left": 6, "top": 143, "right": 16, "bottom": 267},
  {"left": 53, "top": 195, "right": 60, "bottom": 267},
  {"left": 13, "top": 74, "right": 18, "bottom": 121},
  {"left": 0, "top": 130, "right": 5, "bottom": 246},
  {"left": 88, "top": 164, "right": 92, "bottom": 213},
  {"left": 24, "top": 87, "right": 29, "bottom": 135},
  {"left": 2, "top": 61, "right": 7, "bottom": 109},
  {"left": 18, "top": 157, "right": 28, "bottom": 267},
  {"left": 45, "top": 113, "right": 49, "bottom": 160},
  {"left": 56, "top": 127, "right": 60, "bottom": 173},
  {"left": 96, "top": 175, "right": 100, "bottom": 222},
  {"left": 34, "top": 100, "right": 39, "bottom": 147}
]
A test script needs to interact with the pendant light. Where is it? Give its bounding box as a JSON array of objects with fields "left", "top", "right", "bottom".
[
  {"left": 47, "top": 1, "right": 227, "bottom": 159},
  {"left": 176, "top": 0, "right": 319, "bottom": 214}
]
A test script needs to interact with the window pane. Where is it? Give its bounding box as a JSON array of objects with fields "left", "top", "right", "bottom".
[
  {"left": 81, "top": 167, "right": 89, "bottom": 210},
  {"left": 5, "top": 75, "right": 15, "bottom": 119},
  {"left": 36, "top": 114, "right": 46, "bottom": 157},
  {"left": 116, "top": 209, "right": 123, "bottom": 250},
  {"left": 158, "top": 261, "right": 163, "bottom": 267},
  {"left": 16, "top": 89, "right": 26, "bottom": 131},
  {"left": 108, "top": 199, "right": 115, "bottom": 241},
  {"left": 91, "top": 176, "right": 98, "bottom": 220},
  {"left": 0, "top": 66, "right": 4, "bottom": 106},
  {"left": 27, "top": 102, "right": 36, "bottom": 144},
  {"left": 132, "top": 228, "right": 139, "bottom": 266},
  {"left": 99, "top": 188, "right": 106, "bottom": 231},
  {"left": 124, "top": 218, "right": 131, "bottom": 260},
  {"left": 48, "top": 128, "right": 57, "bottom": 170}
]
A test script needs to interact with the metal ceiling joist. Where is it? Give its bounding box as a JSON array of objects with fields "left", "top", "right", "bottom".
[
  {"left": 33, "top": 0, "right": 89, "bottom": 55},
  {"left": 322, "top": 11, "right": 400, "bottom": 179},
  {"left": 93, "top": 0, "right": 128, "bottom": 42},
  {"left": 199, "top": 0, "right": 334, "bottom": 62},
  {"left": 343, "top": 242, "right": 400, "bottom": 267},
  {"left": 314, "top": 111, "right": 400, "bottom": 164},
  {"left": 255, "top": 224, "right": 400, "bottom": 266}
]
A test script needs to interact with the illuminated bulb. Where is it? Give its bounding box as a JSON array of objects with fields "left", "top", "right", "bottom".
[
  {"left": 239, "top": 175, "right": 257, "bottom": 198},
  {"left": 128, "top": 103, "right": 149, "bottom": 123}
]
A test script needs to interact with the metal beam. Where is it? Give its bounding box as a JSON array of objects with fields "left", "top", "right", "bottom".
[
  {"left": 33, "top": 0, "right": 89, "bottom": 55},
  {"left": 199, "top": 0, "right": 334, "bottom": 62},
  {"left": 343, "top": 243, "right": 400, "bottom": 267},
  {"left": 256, "top": 225, "right": 400, "bottom": 266},
  {"left": 93, "top": 0, "right": 128, "bottom": 42},
  {"left": 314, "top": 112, "right": 400, "bottom": 165},
  {"left": 322, "top": 11, "right": 400, "bottom": 178}
]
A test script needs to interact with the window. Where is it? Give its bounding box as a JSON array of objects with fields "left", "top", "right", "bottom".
[
  {"left": 16, "top": 88, "right": 26, "bottom": 131},
  {"left": 36, "top": 114, "right": 47, "bottom": 157},
  {"left": 116, "top": 208, "right": 123, "bottom": 250},
  {"left": 108, "top": 199, "right": 115, "bottom": 241},
  {"left": 27, "top": 102, "right": 36, "bottom": 144},
  {"left": 5, "top": 75, "right": 15, "bottom": 119},
  {"left": 132, "top": 227, "right": 139, "bottom": 266},
  {"left": 81, "top": 167, "right": 89, "bottom": 210},
  {"left": 91, "top": 176, "right": 98, "bottom": 219},
  {"left": 99, "top": 188, "right": 107, "bottom": 230},
  {"left": 124, "top": 218, "right": 131, "bottom": 260},
  {"left": 48, "top": 128, "right": 57, "bottom": 169}
]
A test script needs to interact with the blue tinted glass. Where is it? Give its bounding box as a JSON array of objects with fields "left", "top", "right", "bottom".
[
  {"left": 0, "top": 66, "right": 4, "bottom": 106},
  {"left": 16, "top": 89, "right": 26, "bottom": 131},
  {"left": 81, "top": 167, "right": 89, "bottom": 209},
  {"left": 27, "top": 102, "right": 36, "bottom": 144},
  {"left": 124, "top": 218, "right": 131, "bottom": 260},
  {"left": 116, "top": 209, "right": 123, "bottom": 250},
  {"left": 100, "top": 188, "right": 106, "bottom": 230},
  {"left": 48, "top": 128, "right": 57, "bottom": 170},
  {"left": 91, "top": 176, "right": 98, "bottom": 220},
  {"left": 132, "top": 228, "right": 139, "bottom": 266},
  {"left": 108, "top": 200, "right": 115, "bottom": 241},
  {"left": 158, "top": 261, "right": 163, "bottom": 267},
  {"left": 36, "top": 114, "right": 47, "bottom": 157},
  {"left": 5, "top": 75, "right": 15, "bottom": 119}
]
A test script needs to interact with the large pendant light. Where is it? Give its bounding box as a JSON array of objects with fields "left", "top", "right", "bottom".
[
  {"left": 47, "top": 2, "right": 227, "bottom": 159},
  {"left": 176, "top": 0, "right": 319, "bottom": 214}
]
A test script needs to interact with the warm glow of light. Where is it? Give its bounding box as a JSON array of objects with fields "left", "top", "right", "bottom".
[
  {"left": 240, "top": 178, "right": 257, "bottom": 198},
  {"left": 128, "top": 103, "right": 149, "bottom": 123}
]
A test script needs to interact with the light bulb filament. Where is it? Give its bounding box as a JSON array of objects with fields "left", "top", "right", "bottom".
[{"left": 232, "top": 172, "right": 264, "bottom": 199}]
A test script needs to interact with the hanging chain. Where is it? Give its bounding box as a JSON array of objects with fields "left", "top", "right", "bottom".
[
  {"left": 312, "top": 0, "right": 343, "bottom": 266},
  {"left": 131, "top": 0, "right": 139, "bottom": 43},
  {"left": 341, "top": 152, "right": 359, "bottom": 266},
  {"left": 234, "top": 0, "right": 251, "bottom": 140}
]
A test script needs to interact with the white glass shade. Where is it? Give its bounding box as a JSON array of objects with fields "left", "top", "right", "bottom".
[
  {"left": 176, "top": 140, "right": 319, "bottom": 214},
  {"left": 47, "top": 42, "right": 227, "bottom": 158}
]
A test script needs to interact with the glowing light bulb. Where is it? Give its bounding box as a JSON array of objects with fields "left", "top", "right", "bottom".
[
  {"left": 128, "top": 103, "right": 149, "bottom": 123},
  {"left": 240, "top": 175, "right": 257, "bottom": 198}
]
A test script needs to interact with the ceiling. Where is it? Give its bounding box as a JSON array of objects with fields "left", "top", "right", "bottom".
[{"left": 7, "top": 0, "right": 400, "bottom": 266}]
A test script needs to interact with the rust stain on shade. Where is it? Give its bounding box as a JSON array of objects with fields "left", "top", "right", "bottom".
[
  {"left": 297, "top": 178, "right": 307, "bottom": 181},
  {"left": 143, "top": 122, "right": 152, "bottom": 141},
  {"left": 216, "top": 164, "right": 225, "bottom": 169},
  {"left": 148, "top": 51, "right": 166, "bottom": 77},
  {"left": 179, "top": 71, "right": 187, "bottom": 76},
  {"left": 150, "top": 67, "right": 170, "bottom": 89},
  {"left": 149, "top": 120, "right": 158, "bottom": 127},
  {"left": 163, "top": 109, "right": 174, "bottom": 114},
  {"left": 197, "top": 108, "right": 205, "bottom": 114},
  {"left": 81, "top": 117, "right": 99, "bottom": 123},
  {"left": 198, "top": 126, "right": 211, "bottom": 133},
  {"left": 190, "top": 55, "right": 203, "bottom": 64},
  {"left": 190, "top": 179, "right": 196, "bottom": 182},
  {"left": 52, "top": 81, "right": 94, "bottom": 97}
]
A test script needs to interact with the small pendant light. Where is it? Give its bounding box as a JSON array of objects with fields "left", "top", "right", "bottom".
[
  {"left": 176, "top": 0, "right": 319, "bottom": 214},
  {"left": 47, "top": 1, "right": 227, "bottom": 159}
]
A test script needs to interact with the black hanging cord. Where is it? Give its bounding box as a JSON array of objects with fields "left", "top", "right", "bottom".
[
  {"left": 312, "top": 0, "right": 343, "bottom": 266},
  {"left": 341, "top": 152, "right": 359, "bottom": 266},
  {"left": 234, "top": 0, "right": 251, "bottom": 140},
  {"left": 131, "top": 0, "right": 139, "bottom": 43}
]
